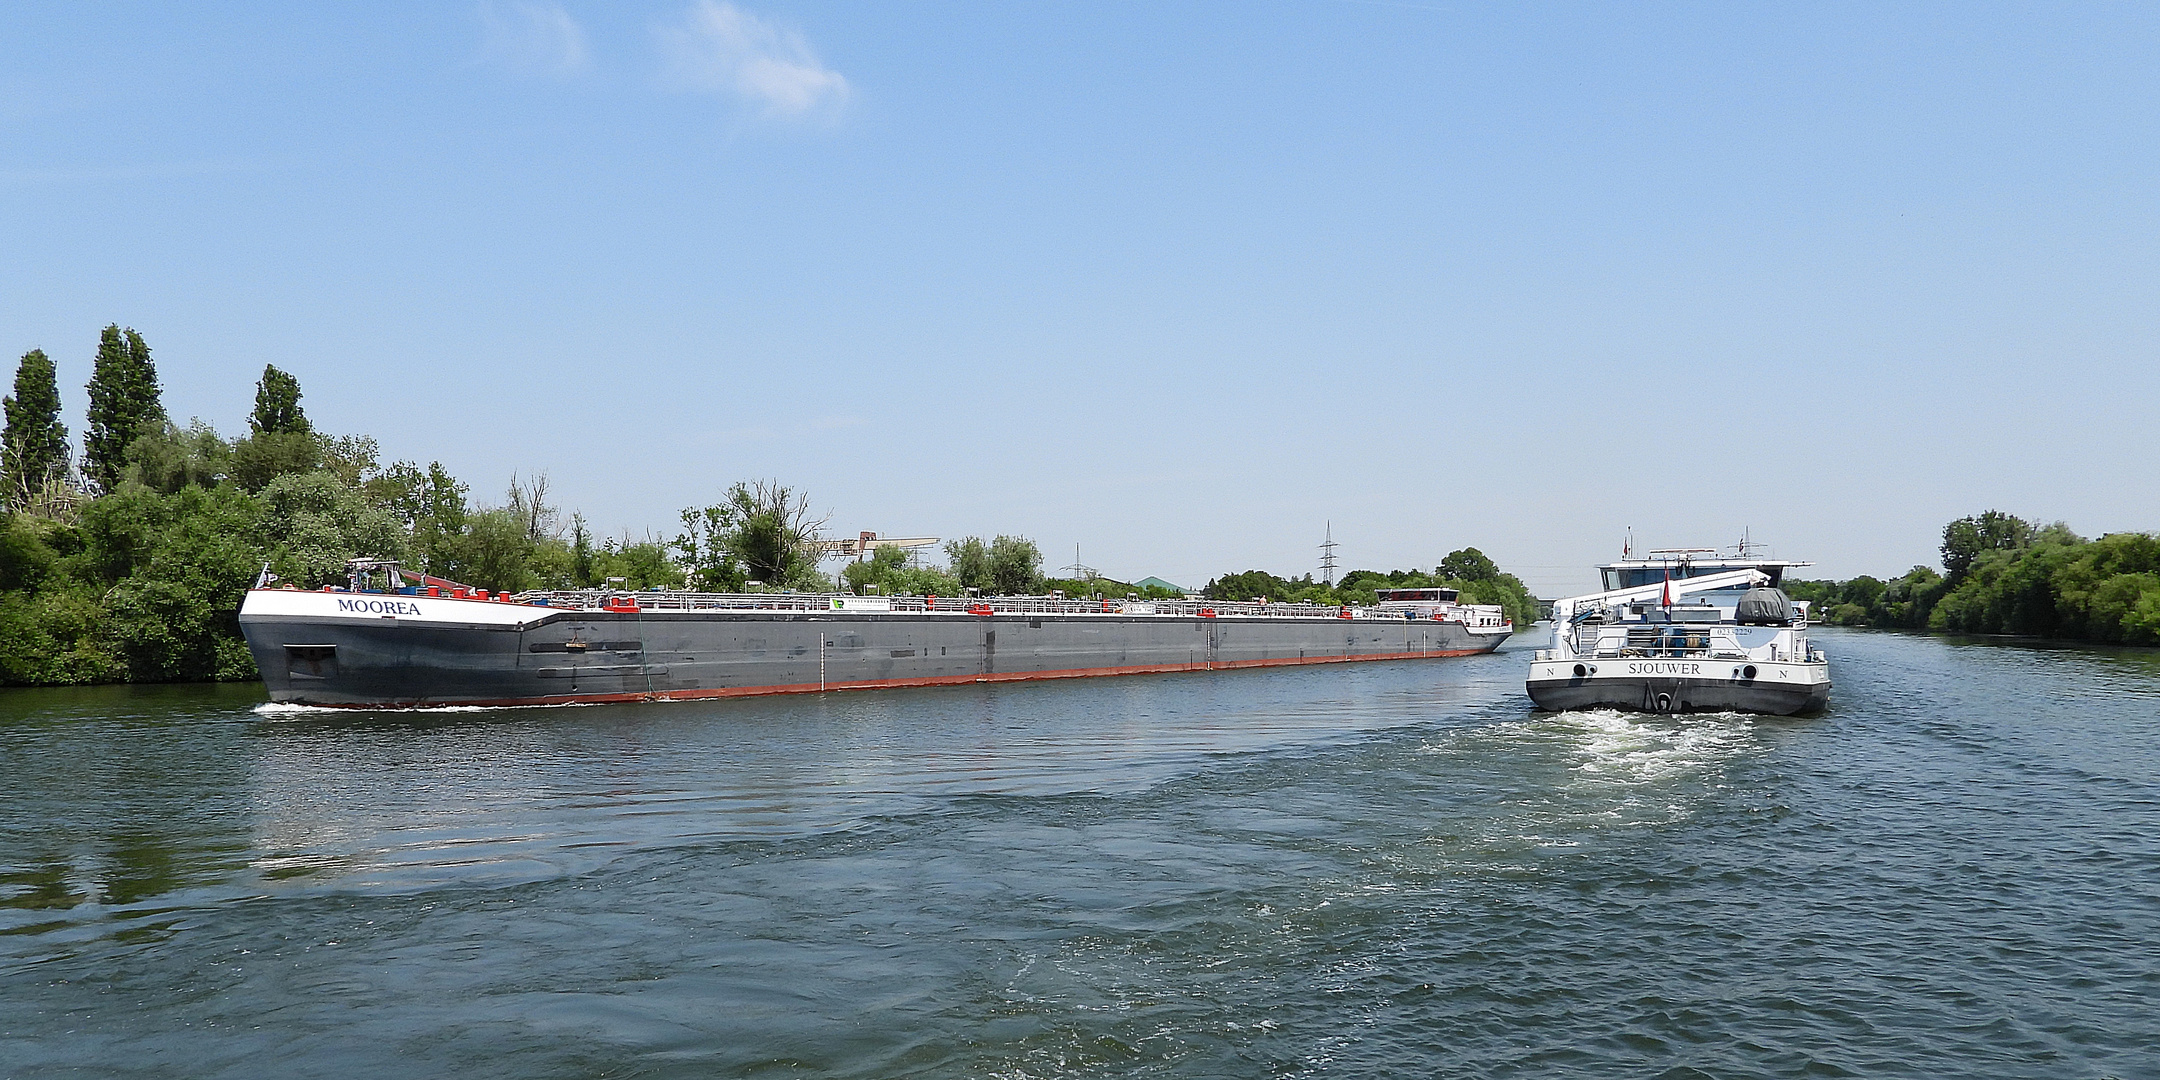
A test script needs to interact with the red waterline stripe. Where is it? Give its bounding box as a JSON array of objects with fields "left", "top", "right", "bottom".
[{"left": 295, "top": 648, "right": 1497, "bottom": 709}]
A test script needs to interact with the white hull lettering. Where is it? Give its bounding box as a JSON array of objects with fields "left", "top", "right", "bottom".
[{"left": 1624, "top": 662, "right": 1702, "bottom": 676}]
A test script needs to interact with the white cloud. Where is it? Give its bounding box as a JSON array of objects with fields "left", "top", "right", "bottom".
[
  {"left": 477, "top": 2, "right": 589, "bottom": 77},
  {"left": 658, "top": 1, "right": 849, "bottom": 120}
]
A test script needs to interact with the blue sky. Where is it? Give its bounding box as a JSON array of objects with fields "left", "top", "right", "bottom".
[{"left": 6, "top": 2, "right": 2157, "bottom": 595}]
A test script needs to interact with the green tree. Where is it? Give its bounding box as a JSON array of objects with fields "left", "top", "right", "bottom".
[
  {"left": 442, "top": 508, "right": 536, "bottom": 593},
  {"left": 2050, "top": 532, "right": 2160, "bottom": 644},
  {"left": 0, "top": 513, "right": 66, "bottom": 595},
  {"left": 589, "top": 535, "right": 686, "bottom": 590},
  {"left": 231, "top": 375, "right": 367, "bottom": 494},
  {"left": 73, "top": 482, "right": 263, "bottom": 681},
  {"left": 364, "top": 459, "right": 429, "bottom": 525},
  {"left": 685, "top": 481, "right": 828, "bottom": 588},
  {"left": 0, "top": 585, "right": 125, "bottom": 686},
  {"left": 228, "top": 430, "right": 321, "bottom": 492},
  {"left": 505, "top": 472, "right": 561, "bottom": 544},
  {"left": 842, "top": 545, "right": 905, "bottom": 593},
  {"left": 82, "top": 326, "right": 165, "bottom": 493},
  {"left": 247, "top": 365, "right": 311, "bottom": 435},
  {"left": 1448, "top": 573, "right": 1540, "bottom": 630},
  {"left": 946, "top": 536, "right": 990, "bottom": 591},
  {"left": 843, "top": 545, "right": 966, "bottom": 597},
  {"left": 1877, "top": 566, "right": 1947, "bottom": 627},
  {"left": 2, "top": 349, "right": 70, "bottom": 508},
  {"left": 314, "top": 433, "right": 379, "bottom": 488},
  {"left": 1930, "top": 522, "right": 2088, "bottom": 637},
  {"left": 1206, "top": 569, "right": 1295, "bottom": 602},
  {"left": 673, "top": 504, "right": 746, "bottom": 591},
  {"left": 987, "top": 535, "right": 1043, "bottom": 594},
  {"left": 257, "top": 471, "right": 407, "bottom": 589},
  {"left": 379, "top": 461, "right": 469, "bottom": 578},
  {"left": 1941, "top": 510, "right": 2033, "bottom": 580},
  {"left": 1788, "top": 575, "right": 1890, "bottom": 625},
  {"left": 1438, "top": 547, "right": 1501, "bottom": 583},
  {"left": 524, "top": 533, "right": 577, "bottom": 589},
  {"left": 1805, "top": 518, "right": 2160, "bottom": 645},
  {"left": 889, "top": 565, "right": 963, "bottom": 596},
  {"left": 122, "top": 420, "right": 232, "bottom": 493},
  {"left": 569, "top": 514, "right": 596, "bottom": 587},
  {"left": 1333, "top": 568, "right": 1433, "bottom": 605}
]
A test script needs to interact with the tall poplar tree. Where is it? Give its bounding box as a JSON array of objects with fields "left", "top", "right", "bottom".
[
  {"left": 2, "top": 348, "right": 70, "bottom": 507},
  {"left": 248, "top": 364, "right": 310, "bottom": 435},
  {"left": 82, "top": 325, "right": 165, "bottom": 492}
]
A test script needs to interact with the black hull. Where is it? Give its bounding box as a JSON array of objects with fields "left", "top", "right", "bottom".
[
  {"left": 1526, "top": 675, "right": 1829, "bottom": 716},
  {"left": 244, "top": 606, "right": 1509, "bottom": 708}
]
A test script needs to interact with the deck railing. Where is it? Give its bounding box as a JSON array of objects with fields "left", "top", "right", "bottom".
[{"left": 507, "top": 590, "right": 1442, "bottom": 621}]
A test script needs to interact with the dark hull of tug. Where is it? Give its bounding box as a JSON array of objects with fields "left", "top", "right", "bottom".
[
  {"left": 1526, "top": 674, "right": 1830, "bottom": 716},
  {"left": 244, "top": 608, "right": 1509, "bottom": 708}
]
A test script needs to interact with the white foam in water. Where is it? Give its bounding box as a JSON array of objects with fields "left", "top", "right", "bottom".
[
  {"left": 251, "top": 700, "right": 598, "bottom": 716},
  {"left": 1412, "top": 708, "right": 1762, "bottom": 858},
  {"left": 1559, "top": 708, "right": 1756, "bottom": 786}
]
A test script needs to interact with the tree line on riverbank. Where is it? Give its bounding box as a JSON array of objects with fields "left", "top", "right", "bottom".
[
  {"left": 1197, "top": 549, "right": 1541, "bottom": 630},
  {"left": 1785, "top": 511, "right": 2160, "bottom": 646},
  {"left": 0, "top": 329, "right": 732, "bottom": 685},
  {"left": 1, "top": 328, "right": 1549, "bottom": 686}
]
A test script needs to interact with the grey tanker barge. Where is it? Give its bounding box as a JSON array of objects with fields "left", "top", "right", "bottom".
[{"left": 241, "top": 564, "right": 1513, "bottom": 708}]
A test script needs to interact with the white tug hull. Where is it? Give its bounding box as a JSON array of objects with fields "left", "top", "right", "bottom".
[{"left": 1525, "top": 656, "right": 1830, "bottom": 715}]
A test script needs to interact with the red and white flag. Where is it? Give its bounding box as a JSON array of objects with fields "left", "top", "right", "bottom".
[{"left": 1661, "top": 572, "right": 1673, "bottom": 608}]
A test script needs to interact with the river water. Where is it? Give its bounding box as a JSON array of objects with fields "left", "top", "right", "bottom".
[{"left": 2, "top": 629, "right": 2155, "bottom": 1078}]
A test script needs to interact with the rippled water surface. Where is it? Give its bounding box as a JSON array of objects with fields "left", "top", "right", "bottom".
[{"left": 3, "top": 631, "right": 2157, "bottom": 1078}]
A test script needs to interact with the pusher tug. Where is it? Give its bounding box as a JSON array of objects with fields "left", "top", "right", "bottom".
[{"left": 1527, "top": 548, "right": 1830, "bottom": 716}]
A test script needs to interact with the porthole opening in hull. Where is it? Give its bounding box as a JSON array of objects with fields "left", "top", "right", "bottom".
[{"left": 284, "top": 644, "right": 338, "bottom": 680}]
